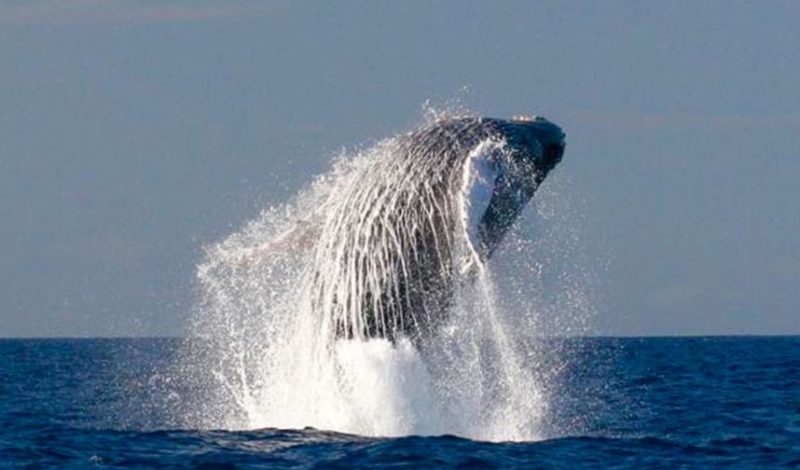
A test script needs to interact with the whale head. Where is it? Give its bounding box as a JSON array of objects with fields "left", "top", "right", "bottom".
[{"left": 460, "top": 116, "right": 566, "bottom": 260}]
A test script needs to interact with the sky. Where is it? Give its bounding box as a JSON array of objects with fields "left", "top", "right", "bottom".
[{"left": 1, "top": 0, "right": 798, "bottom": 337}]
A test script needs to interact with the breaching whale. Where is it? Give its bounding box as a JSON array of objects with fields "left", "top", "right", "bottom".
[{"left": 301, "top": 116, "right": 566, "bottom": 345}]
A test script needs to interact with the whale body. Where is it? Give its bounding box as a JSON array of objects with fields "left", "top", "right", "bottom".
[{"left": 307, "top": 116, "right": 566, "bottom": 345}]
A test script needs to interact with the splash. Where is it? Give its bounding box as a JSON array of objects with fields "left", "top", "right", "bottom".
[{"left": 178, "top": 112, "right": 593, "bottom": 441}]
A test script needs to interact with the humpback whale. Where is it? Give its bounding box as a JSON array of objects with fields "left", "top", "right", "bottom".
[
  {"left": 304, "top": 116, "right": 566, "bottom": 345},
  {"left": 189, "top": 114, "right": 569, "bottom": 438}
]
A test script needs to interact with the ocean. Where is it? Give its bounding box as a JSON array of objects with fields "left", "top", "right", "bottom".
[{"left": 2, "top": 336, "right": 798, "bottom": 468}]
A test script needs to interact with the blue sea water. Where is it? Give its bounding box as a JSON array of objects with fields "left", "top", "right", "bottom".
[{"left": 1, "top": 337, "right": 798, "bottom": 468}]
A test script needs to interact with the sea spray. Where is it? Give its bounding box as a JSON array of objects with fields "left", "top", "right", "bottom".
[{"left": 177, "top": 113, "right": 593, "bottom": 441}]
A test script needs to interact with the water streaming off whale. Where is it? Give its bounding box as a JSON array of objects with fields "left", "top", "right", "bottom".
[{"left": 178, "top": 114, "right": 592, "bottom": 441}]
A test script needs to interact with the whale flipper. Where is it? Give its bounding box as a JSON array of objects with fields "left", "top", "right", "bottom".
[{"left": 459, "top": 140, "right": 502, "bottom": 267}]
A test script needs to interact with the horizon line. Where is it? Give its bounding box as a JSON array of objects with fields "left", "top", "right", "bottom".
[{"left": 2, "top": 333, "right": 799, "bottom": 341}]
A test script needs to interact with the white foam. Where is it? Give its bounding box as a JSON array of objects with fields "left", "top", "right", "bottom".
[{"left": 331, "top": 338, "right": 442, "bottom": 436}]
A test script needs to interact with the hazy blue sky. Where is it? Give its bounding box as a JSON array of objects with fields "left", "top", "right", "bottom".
[{"left": 1, "top": 1, "right": 798, "bottom": 337}]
